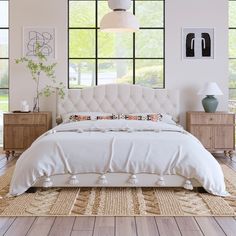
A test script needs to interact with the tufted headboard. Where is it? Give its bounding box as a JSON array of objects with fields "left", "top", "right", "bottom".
[{"left": 58, "top": 84, "right": 179, "bottom": 122}]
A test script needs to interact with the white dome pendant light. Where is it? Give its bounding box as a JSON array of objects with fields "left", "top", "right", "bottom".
[{"left": 100, "top": 0, "right": 139, "bottom": 32}]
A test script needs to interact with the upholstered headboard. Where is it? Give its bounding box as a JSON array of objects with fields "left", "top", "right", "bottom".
[{"left": 58, "top": 84, "right": 179, "bottom": 121}]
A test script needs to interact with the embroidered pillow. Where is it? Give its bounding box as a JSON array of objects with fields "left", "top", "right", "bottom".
[
  {"left": 68, "top": 114, "right": 116, "bottom": 122},
  {"left": 67, "top": 113, "right": 163, "bottom": 122},
  {"left": 125, "top": 113, "right": 162, "bottom": 122},
  {"left": 63, "top": 112, "right": 113, "bottom": 123},
  {"left": 68, "top": 115, "right": 91, "bottom": 122},
  {"left": 130, "top": 113, "right": 176, "bottom": 124},
  {"left": 96, "top": 115, "right": 114, "bottom": 120}
]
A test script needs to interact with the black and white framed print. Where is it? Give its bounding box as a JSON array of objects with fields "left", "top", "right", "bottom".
[
  {"left": 182, "top": 28, "right": 214, "bottom": 59},
  {"left": 23, "top": 27, "right": 56, "bottom": 58}
]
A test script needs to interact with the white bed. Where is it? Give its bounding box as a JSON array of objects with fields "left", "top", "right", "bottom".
[{"left": 9, "top": 84, "right": 228, "bottom": 196}]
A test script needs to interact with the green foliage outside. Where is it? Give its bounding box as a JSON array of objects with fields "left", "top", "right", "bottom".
[
  {"left": 120, "top": 64, "right": 163, "bottom": 88},
  {"left": 0, "top": 91, "right": 8, "bottom": 112},
  {"left": 0, "top": 73, "right": 8, "bottom": 88}
]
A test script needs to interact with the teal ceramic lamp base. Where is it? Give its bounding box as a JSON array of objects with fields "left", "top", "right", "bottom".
[{"left": 202, "top": 95, "right": 218, "bottom": 113}]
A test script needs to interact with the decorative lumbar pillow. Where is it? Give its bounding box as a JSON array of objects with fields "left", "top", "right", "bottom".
[
  {"left": 96, "top": 115, "right": 114, "bottom": 120},
  {"left": 124, "top": 113, "right": 162, "bottom": 122},
  {"left": 63, "top": 112, "right": 113, "bottom": 123},
  {"left": 68, "top": 115, "right": 91, "bottom": 122},
  {"left": 128, "top": 113, "right": 177, "bottom": 124},
  {"left": 112, "top": 113, "right": 163, "bottom": 122}
]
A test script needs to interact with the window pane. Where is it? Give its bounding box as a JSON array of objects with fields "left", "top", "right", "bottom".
[
  {"left": 69, "top": 29, "right": 95, "bottom": 58},
  {"left": 229, "top": 89, "right": 236, "bottom": 114},
  {"left": 0, "top": 89, "right": 8, "bottom": 112},
  {"left": 229, "top": 1, "right": 236, "bottom": 28},
  {"left": 136, "top": 29, "right": 163, "bottom": 58},
  {"left": 0, "top": 1, "right": 8, "bottom": 27},
  {"left": 0, "top": 29, "right": 8, "bottom": 58},
  {"left": 136, "top": 1, "right": 163, "bottom": 27},
  {"left": 229, "top": 59, "right": 236, "bottom": 88},
  {"left": 0, "top": 89, "right": 8, "bottom": 146},
  {"left": 229, "top": 60, "right": 236, "bottom": 112},
  {"left": 69, "top": 1, "right": 95, "bottom": 27},
  {"left": 69, "top": 59, "right": 95, "bottom": 88},
  {"left": 98, "top": 59, "right": 133, "bottom": 85},
  {"left": 0, "top": 59, "right": 8, "bottom": 88},
  {"left": 98, "top": 32, "right": 133, "bottom": 58},
  {"left": 229, "top": 29, "right": 236, "bottom": 58},
  {"left": 135, "top": 59, "right": 163, "bottom": 88},
  {"left": 229, "top": 88, "right": 236, "bottom": 101},
  {"left": 98, "top": 1, "right": 133, "bottom": 27}
]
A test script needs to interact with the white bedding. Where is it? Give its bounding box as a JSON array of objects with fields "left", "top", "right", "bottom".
[{"left": 9, "top": 120, "right": 228, "bottom": 196}]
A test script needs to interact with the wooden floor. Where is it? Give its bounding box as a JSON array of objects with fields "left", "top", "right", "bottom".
[{"left": 0, "top": 155, "right": 236, "bottom": 236}]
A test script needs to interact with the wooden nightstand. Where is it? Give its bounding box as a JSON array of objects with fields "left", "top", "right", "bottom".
[
  {"left": 3, "top": 112, "right": 52, "bottom": 159},
  {"left": 186, "top": 112, "right": 235, "bottom": 158}
]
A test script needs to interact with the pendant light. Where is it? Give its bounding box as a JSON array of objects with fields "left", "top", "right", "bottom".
[{"left": 100, "top": 0, "right": 139, "bottom": 32}]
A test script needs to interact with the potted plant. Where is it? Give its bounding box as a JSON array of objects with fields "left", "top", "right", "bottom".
[{"left": 15, "top": 43, "right": 65, "bottom": 112}]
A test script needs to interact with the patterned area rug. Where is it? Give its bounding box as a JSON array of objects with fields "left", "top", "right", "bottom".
[{"left": 0, "top": 165, "right": 236, "bottom": 216}]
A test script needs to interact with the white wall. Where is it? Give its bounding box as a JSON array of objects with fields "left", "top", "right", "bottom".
[
  {"left": 10, "top": 0, "right": 68, "bottom": 122},
  {"left": 9, "top": 0, "right": 229, "bottom": 126},
  {"left": 165, "top": 0, "right": 229, "bottom": 124}
]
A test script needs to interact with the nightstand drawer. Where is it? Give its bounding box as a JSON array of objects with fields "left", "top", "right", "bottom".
[
  {"left": 4, "top": 114, "right": 47, "bottom": 125},
  {"left": 186, "top": 111, "right": 235, "bottom": 157},
  {"left": 189, "top": 114, "right": 234, "bottom": 125},
  {"left": 3, "top": 112, "right": 52, "bottom": 154}
]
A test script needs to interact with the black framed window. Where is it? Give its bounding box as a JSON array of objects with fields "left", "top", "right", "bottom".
[
  {"left": 229, "top": 0, "right": 236, "bottom": 113},
  {"left": 68, "top": 0, "right": 165, "bottom": 88},
  {"left": 0, "top": 0, "right": 9, "bottom": 146},
  {"left": 0, "top": 0, "right": 9, "bottom": 112}
]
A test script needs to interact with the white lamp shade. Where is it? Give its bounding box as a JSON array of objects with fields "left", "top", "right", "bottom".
[
  {"left": 100, "top": 11, "right": 139, "bottom": 32},
  {"left": 197, "top": 82, "right": 223, "bottom": 96}
]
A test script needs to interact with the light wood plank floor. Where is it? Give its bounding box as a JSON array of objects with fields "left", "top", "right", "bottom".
[{"left": 0, "top": 154, "right": 236, "bottom": 236}]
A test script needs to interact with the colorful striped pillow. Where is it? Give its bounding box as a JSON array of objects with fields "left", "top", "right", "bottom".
[{"left": 124, "top": 113, "right": 162, "bottom": 122}]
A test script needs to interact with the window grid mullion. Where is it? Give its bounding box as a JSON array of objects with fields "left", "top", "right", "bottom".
[
  {"left": 69, "top": 57, "right": 164, "bottom": 59},
  {"left": 0, "top": 0, "right": 9, "bottom": 112},
  {"left": 69, "top": 27, "right": 164, "bottom": 29},
  {"left": 163, "top": 0, "right": 165, "bottom": 88},
  {"left": 229, "top": 1, "right": 236, "bottom": 98},
  {"left": 95, "top": 0, "right": 98, "bottom": 85},
  {"left": 133, "top": 0, "right": 136, "bottom": 84},
  {"left": 68, "top": 0, "right": 165, "bottom": 88}
]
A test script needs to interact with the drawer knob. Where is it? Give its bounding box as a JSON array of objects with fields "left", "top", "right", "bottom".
[{"left": 209, "top": 118, "right": 213, "bottom": 121}]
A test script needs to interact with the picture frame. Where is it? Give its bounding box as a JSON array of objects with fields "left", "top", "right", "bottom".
[
  {"left": 23, "top": 27, "right": 56, "bottom": 59},
  {"left": 182, "top": 28, "right": 214, "bottom": 59}
]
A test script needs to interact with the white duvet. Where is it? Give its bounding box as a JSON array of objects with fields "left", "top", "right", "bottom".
[{"left": 9, "top": 120, "right": 228, "bottom": 196}]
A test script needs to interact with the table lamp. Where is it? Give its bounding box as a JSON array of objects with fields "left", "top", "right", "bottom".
[{"left": 197, "top": 82, "right": 223, "bottom": 113}]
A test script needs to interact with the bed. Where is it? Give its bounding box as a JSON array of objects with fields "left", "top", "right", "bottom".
[{"left": 9, "top": 84, "right": 228, "bottom": 196}]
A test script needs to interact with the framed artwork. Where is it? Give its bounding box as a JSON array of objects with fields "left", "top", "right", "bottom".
[
  {"left": 182, "top": 28, "right": 214, "bottom": 59},
  {"left": 23, "top": 27, "right": 56, "bottom": 58}
]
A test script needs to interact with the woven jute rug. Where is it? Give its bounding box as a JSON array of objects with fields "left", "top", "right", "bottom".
[{"left": 1, "top": 165, "right": 236, "bottom": 216}]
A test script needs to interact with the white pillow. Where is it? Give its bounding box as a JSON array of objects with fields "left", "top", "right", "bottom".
[{"left": 161, "top": 114, "right": 177, "bottom": 125}]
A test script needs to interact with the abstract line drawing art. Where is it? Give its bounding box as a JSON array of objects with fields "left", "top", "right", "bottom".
[
  {"left": 23, "top": 28, "right": 55, "bottom": 58},
  {"left": 182, "top": 28, "right": 214, "bottom": 59}
]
